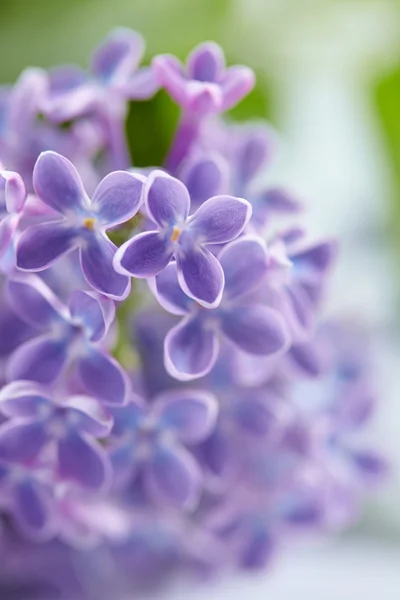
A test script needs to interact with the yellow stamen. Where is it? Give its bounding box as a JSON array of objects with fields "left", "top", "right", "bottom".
[
  {"left": 83, "top": 217, "right": 96, "bottom": 231},
  {"left": 170, "top": 226, "right": 181, "bottom": 242}
]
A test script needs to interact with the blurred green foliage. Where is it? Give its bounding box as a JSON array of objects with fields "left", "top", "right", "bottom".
[{"left": 375, "top": 68, "right": 400, "bottom": 237}]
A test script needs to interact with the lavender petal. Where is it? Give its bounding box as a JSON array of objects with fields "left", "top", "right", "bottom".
[{"left": 164, "top": 315, "right": 219, "bottom": 380}]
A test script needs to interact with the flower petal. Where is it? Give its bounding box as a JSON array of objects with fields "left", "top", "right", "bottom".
[
  {"left": 350, "top": 450, "right": 389, "bottom": 483},
  {"left": 91, "top": 28, "right": 144, "bottom": 84},
  {"left": 240, "top": 529, "right": 275, "bottom": 570},
  {"left": 0, "top": 214, "right": 17, "bottom": 258},
  {"left": 221, "top": 305, "right": 290, "bottom": 356},
  {"left": 220, "top": 66, "right": 255, "bottom": 112},
  {"left": 188, "top": 195, "right": 251, "bottom": 244},
  {"left": 0, "top": 421, "right": 48, "bottom": 463},
  {"left": 7, "top": 335, "right": 68, "bottom": 384},
  {"left": 12, "top": 479, "right": 55, "bottom": 541},
  {"left": 114, "top": 230, "right": 173, "bottom": 278},
  {"left": 80, "top": 233, "right": 130, "bottom": 300},
  {"left": 16, "top": 221, "right": 79, "bottom": 271},
  {"left": 151, "top": 261, "right": 192, "bottom": 316},
  {"left": 92, "top": 171, "right": 144, "bottom": 227},
  {"left": 154, "top": 390, "right": 218, "bottom": 444},
  {"left": 235, "top": 126, "right": 274, "bottom": 186},
  {"left": 218, "top": 236, "right": 268, "bottom": 300},
  {"left": 122, "top": 66, "right": 160, "bottom": 99},
  {"left": 69, "top": 290, "right": 115, "bottom": 343},
  {"left": 176, "top": 245, "right": 224, "bottom": 308},
  {"left": 63, "top": 396, "right": 113, "bottom": 437},
  {"left": 164, "top": 315, "right": 219, "bottom": 381},
  {"left": 145, "top": 443, "right": 201, "bottom": 508},
  {"left": 44, "top": 65, "right": 95, "bottom": 122},
  {"left": 187, "top": 42, "right": 225, "bottom": 82},
  {"left": 7, "top": 275, "right": 68, "bottom": 330},
  {"left": 152, "top": 55, "right": 186, "bottom": 105},
  {"left": 0, "top": 169, "right": 27, "bottom": 213},
  {"left": 33, "top": 151, "right": 89, "bottom": 215},
  {"left": 77, "top": 348, "right": 128, "bottom": 406},
  {"left": 181, "top": 154, "right": 229, "bottom": 209},
  {"left": 7, "top": 68, "right": 47, "bottom": 135},
  {"left": 145, "top": 171, "right": 190, "bottom": 227},
  {"left": 58, "top": 431, "right": 111, "bottom": 490},
  {"left": 0, "top": 381, "right": 50, "bottom": 418}
]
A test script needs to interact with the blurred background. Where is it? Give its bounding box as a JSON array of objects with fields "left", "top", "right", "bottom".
[{"left": 1, "top": 0, "right": 400, "bottom": 597}]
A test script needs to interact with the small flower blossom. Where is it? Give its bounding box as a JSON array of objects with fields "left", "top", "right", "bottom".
[
  {"left": 110, "top": 389, "right": 218, "bottom": 508},
  {"left": 151, "top": 236, "right": 290, "bottom": 379},
  {"left": 153, "top": 42, "right": 255, "bottom": 116},
  {"left": 16, "top": 151, "right": 144, "bottom": 299},
  {"left": 5, "top": 275, "right": 129, "bottom": 405},
  {"left": 114, "top": 170, "right": 252, "bottom": 308},
  {"left": 0, "top": 381, "right": 112, "bottom": 491},
  {"left": 44, "top": 28, "right": 159, "bottom": 124}
]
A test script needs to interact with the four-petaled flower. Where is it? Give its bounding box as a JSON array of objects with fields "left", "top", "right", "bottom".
[
  {"left": 0, "top": 380, "right": 113, "bottom": 491},
  {"left": 114, "top": 170, "right": 252, "bottom": 308},
  {"left": 110, "top": 389, "right": 218, "bottom": 508},
  {"left": 6, "top": 274, "right": 129, "bottom": 405},
  {"left": 16, "top": 151, "right": 144, "bottom": 299},
  {"left": 153, "top": 42, "right": 255, "bottom": 116},
  {"left": 151, "top": 236, "right": 290, "bottom": 380}
]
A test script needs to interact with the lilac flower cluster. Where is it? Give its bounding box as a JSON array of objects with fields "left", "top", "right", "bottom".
[{"left": 0, "top": 29, "right": 386, "bottom": 598}]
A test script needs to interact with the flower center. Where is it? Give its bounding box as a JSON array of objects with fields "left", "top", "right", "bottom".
[
  {"left": 170, "top": 226, "right": 181, "bottom": 242},
  {"left": 83, "top": 217, "right": 96, "bottom": 231}
]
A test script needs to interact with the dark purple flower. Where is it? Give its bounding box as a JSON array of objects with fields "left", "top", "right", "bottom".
[
  {"left": 110, "top": 389, "right": 218, "bottom": 508},
  {"left": 151, "top": 236, "right": 290, "bottom": 380},
  {"left": 114, "top": 170, "right": 252, "bottom": 308},
  {"left": 0, "top": 167, "right": 27, "bottom": 259},
  {"left": 153, "top": 42, "right": 255, "bottom": 116},
  {"left": 6, "top": 275, "right": 129, "bottom": 405},
  {"left": 16, "top": 151, "right": 144, "bottom": 299},
  {"left": 0, "top": 381, "right": 112, "bottom": 491}
]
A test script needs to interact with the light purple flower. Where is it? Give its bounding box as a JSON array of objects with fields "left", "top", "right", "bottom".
[
  {"left": 114, "top": 170, "right": 252, "bottom": 308},
  {"left": 6, "top": 275, "right": 129, "bottom": 405},
  {"left": 16, "top": 151, "right": 144, "bottom": 299},
  {"left": 153, "top": 42, "right": 255, "bottom": 116},
  {"left": 179, "top": 151, "right": 229, "bottom": 212},
  {"left": 0, "top": 381, "right": 112, "bottom": 491},
  {"left": 44, "top": 28, "right": 159, "bottom": 123},
  {"left": 0, "top": 167, "right": 27, "bottom": 259},
  {"left": 151, "top": 236, "right": 290, "bottom": 380},
  {"left": 110, "top": 389, "right": 218, "bottom": 508}
]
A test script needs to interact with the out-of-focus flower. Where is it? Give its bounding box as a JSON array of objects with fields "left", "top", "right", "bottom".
[{"left": 5, "top": 275, "right": 129, "bottom": 405}]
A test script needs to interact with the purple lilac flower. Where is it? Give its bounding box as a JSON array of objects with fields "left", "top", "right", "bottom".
[
  {"left": 0, "top": 381, "right": 112, "bottom": 491},
  {"left": 0, "top": 167, "right": 27, "bottom": 259},
  {"left": 16, "top": 151, "right": 144, "bottom": 299},
  {"left": 151, "top": 236, "right": 290, "bottom": 379},
  {"left": 5, "top": 275, "right": 129, "bottom": 405},
  {"left": 114, "top": 170, "right": 252, "bottom": 308},
  {"left": 153, "top": 42, "right": 254, "bottom": 117},
  {"left": 110, "top": 389, "right": 217, "bottom": 508},
  {"left": 153, "top": 43, "right": 255, "bottom": 171},
  {"left": 44, "top": 28, "right": 159, "bottom": 170}
]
